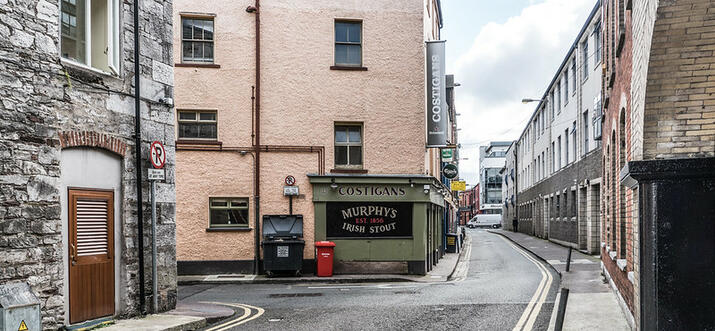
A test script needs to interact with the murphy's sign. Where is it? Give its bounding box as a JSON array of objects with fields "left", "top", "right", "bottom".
[
  {"left": 426, "top": 40, "right": 447, "bottom": 148},
  {"left": 326, "top": 202, "right": 413, "bottom": 239}
]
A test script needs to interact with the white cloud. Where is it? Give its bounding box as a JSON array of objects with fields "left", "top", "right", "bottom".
[{"left": 454, "top": 0, "right": 595, "bottom": 185}]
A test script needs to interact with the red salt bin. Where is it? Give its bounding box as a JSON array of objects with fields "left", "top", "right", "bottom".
[{"left": 315, "top": 241, "right": 336, "bottom": 277}]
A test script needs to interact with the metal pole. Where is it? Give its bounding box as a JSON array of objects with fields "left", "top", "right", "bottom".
[
  {"left": 289, "top": 195, "right": 293, "bottom": 215},
  {"left": 554, "top": 288, "right": 570, "bottom": 331},
  {"left": 133, "top": 0, "right": 145, "bottom": 313},
  {"left": 151, "top": 180, "right": 157, "bottom": 313},
  {"left": 566, "top": 246, "right": 573, "bottom": 272}
]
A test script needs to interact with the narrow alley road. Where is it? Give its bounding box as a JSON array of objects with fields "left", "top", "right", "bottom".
[{"left": 179, "top": 229, "right": 559, "bottom": 330}]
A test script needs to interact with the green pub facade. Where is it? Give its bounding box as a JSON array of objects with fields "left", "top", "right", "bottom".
[{"left": 309, "top": 174, "right": 448, "bottom": 275}]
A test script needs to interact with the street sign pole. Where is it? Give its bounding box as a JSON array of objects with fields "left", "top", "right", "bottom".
[{"left": 151, "top": 178, "right": 157, "bottom": 313}]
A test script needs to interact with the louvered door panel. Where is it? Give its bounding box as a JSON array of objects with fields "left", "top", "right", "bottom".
[{"left": 76, "top": 199, "right": 109, "bottom": 256}]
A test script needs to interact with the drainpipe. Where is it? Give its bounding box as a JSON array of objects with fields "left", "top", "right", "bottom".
[
  {"left": 133, "top": 0, "right": 146, "bottom": 313},
  {"left": 246, "top": 1, "right": 261, "bottom": 275}
]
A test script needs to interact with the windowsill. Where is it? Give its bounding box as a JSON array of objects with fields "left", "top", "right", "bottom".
[
  {"left": 330, "top": 65, "right": 368, "bottom": 71},
  {"left": 331, "top": 168, "right": 368, "bottom": 174},
  {"left": 206, "top": 227, "right": 252, "bottom": 232},
  {"left": 176, "top": 139, "right": 222, "bottom": 146},
  {"left": 616, "top": 259, "right": 627, "bottom": 271},
  {"left": 61, "top": 58, "right": 118, "bottom": 79},
  {"left": 175, "top": 63, "right": 221, "bottom": 68}
]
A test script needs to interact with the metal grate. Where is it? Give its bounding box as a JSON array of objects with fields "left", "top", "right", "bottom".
[{"left": 76, "top": 199, "right": 109, "bottom": 256}]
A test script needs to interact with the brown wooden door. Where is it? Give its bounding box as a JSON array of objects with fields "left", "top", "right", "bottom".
[{"left": 69, "top": 189, "right": 115, "bottom": 324}]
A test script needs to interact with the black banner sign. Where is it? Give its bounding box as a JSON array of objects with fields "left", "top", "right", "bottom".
[{"left": 326, "top": 202, "right": 413, "bottom": 238}]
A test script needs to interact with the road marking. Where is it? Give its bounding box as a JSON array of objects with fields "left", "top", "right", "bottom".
[
  {"left": 201, "top": 302, "right": 265, "bottom": 331},
  {"left": 307, "top": 284, "right": 418, "bottom": 290},
  {"left": 495, "top": 235, "right": 554, "bottom": 331}
]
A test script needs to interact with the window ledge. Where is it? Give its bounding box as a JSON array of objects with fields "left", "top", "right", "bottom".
[
  {"left": 176, "top": 63, "right": 221, "bottom": 69},
  {"left": 176, "top": 139, "right": 222, "bottom": 146},
  {"left": 330, "top": 65, "right": 368, "bottom": 71},
  {"left": 331, "top": 168, "right": 368, "bottom": 174},
  {"left": 206, "top": 227, "right": 252, "bottom": 232},
  {"left": 616, "top": 259, "right": 627, "bottom": 271},
  {"left": 61, "top": 58, "right": 118, "bottom": 79}
]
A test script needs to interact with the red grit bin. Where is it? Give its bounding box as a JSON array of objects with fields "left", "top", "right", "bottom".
[{"left": 315, "top": 241, "right": 336, "bottom": 277}]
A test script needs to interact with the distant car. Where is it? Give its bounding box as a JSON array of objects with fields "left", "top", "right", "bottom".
[{"left": 467, "top": 214, "right": 502, "bottom": 229}]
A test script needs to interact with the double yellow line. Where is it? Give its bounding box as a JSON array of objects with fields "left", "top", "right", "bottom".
[
  {"left": 201, "top": 302, "right": 265, "bottom": 331},
  {"left": 497, "top": 236, "right": 554, "bottom": 331}
]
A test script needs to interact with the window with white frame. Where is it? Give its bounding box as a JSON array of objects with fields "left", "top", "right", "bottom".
[
  {"left": 335, "top": 21, "right": 362, "bottom": 66},
  {"left": 594, "top": 22, "right": 602, "bottom": 64},
  {"left": 209, "top": 198, "right": 249, "bottom": 227},
  {"left": 564, "top": 70, "right": 569, "bottom": 103},
  {"left": 178, "top": 110, "right": 217, "bottom": 139},
  {"left": 556, "top": 83, "right": 561, "bottom": 113},
  {"left": 182, "top": 17, "right": 214, "bottom": 63},
  {"left": 61, "top": 0, "right": 120, "bottom": 73},
  {"left": 582, "top": 39, "right": 589, "bottom": 79},
  {"left": 335, "top": 124, "right": 363, "bottom": 167},
  {"left": 571, "top": 60, "right": 577, "bottom": 91}
]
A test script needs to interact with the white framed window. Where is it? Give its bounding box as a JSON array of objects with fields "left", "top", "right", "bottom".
[
  {"left": 335, "top": 20, "right": 362, "bottom": 67},
  {"left": 582, "top": 39, "right": 589, "bottom": 80},
  {"left": 334, "top": 124, "right": 363, "bottom": 168},
  {"left": 60, "top": 0, "right": 120, "bottom": 74},
  {"left": 564, "top": 70, "right": 569, "bottom": 103},
  {"left": 177, "top": 110, "right": 218, "bottom": 140},
  {"left": 182, "top": 17, "right": 214, "bottom": 63},
  {"left": 209, "top": 198, "right": 249, "bottom": 228}
]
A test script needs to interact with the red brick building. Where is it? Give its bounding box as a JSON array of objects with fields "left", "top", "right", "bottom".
[{"left": 458, "top": 184, "right": 479, "bottom": 225}]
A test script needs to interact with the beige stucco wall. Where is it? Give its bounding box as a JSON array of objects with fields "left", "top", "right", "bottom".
[{"left": 174, "top": 0, "right": 430, "bottom": 264}]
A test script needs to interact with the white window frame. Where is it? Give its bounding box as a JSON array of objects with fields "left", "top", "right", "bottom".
[
  {"left": 59, "top": 0, "right": 120, "bottom": 75},
  {"left": 181, "top": 16, "right": 216, "bottom": 63},
  {"left": 334, "top": 123, "right": 363, "bottom": 169}
]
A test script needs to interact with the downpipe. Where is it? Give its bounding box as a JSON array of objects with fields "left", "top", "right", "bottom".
[{"left": 133, "top": 0, "right": 146, "bottom": 314}]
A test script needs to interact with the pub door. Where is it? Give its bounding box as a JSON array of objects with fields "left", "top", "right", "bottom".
[{"left": 68, "top": 189, "right": 115, "bottom": 324}]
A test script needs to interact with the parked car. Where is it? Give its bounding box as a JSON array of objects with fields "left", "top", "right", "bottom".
[{"left": 467, "top": 214, "right": 502, "bottom": 229}]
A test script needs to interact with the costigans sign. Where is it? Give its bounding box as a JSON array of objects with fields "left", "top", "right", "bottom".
[
  {"left": 426, "top": 40, "right": 447, "bottom": 148},
  {"left": 326, "top": 202, "right": 413, "bottom": 239}
]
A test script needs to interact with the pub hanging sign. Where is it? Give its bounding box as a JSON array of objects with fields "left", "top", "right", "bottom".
[{"left": 326, "top": 202, "right": 413, "bottom": 239}]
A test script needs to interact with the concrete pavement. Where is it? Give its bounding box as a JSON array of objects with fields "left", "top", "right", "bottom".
[{"left": 489, "top": 229, "right": 631, "bottom": 331}]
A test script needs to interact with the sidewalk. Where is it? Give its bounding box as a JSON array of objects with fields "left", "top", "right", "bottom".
[
  {"left": 178, "top": 239, "right": 468, "bottom": 286},
  {"left": 94, "top": 302, "right": 235, "bottom": 331},
  {"left": 489, "top": 230, "right": 632, "bottom": 331}
]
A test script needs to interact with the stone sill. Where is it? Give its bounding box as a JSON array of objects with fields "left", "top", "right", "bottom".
[
  {"left": 330, "top": 65, "right": 368, "bottom": 71},
  {"left": 206, "top": 227, "right": 252, "bottom": 232},
  {"left": 617, "top": 259, "right": 627, "bottom": 271},
  {"left": 628, "top": 271, "right": 635, "bottom": 284},
  {"left": 175, "top": 63, "right": 221, "bottom": 69},
  {"left": 609, "top": 251, "right": 617, "bottom": 260},
  {"left": 330, "top": 168, "right": 368, "bottom": 174}
]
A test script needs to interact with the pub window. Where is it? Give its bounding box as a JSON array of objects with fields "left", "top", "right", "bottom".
[
  {"left": 60, "top": 0, "right": 120, "bottom": 73},
  {"left": 209, "top": 198, "right": 249, "bottom": 227},
  {"left": 334, "top": 124, "right": 363, "bottom": 167},
  {"left": 182, "top": 17, "right": 214, "bottom": 63},
  {"left": 178, "top": 110, "right": 217, "bottom": 139},
  {"left": 335, "top": 21, "right": 362, "bottom": 66}
]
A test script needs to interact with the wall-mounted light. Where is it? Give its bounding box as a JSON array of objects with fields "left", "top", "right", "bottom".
[
  {"left": 423, "top": 184, "right": 430, "bottom": 194},
  {"left": 330, "top": 178, "right": 338, "bottom": 190},
  {"left": 409, "top": 179, "right": 414, "bottom": 188}
]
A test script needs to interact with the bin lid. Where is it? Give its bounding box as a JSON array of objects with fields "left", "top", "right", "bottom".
[
  {"left": 315, "top": 241, "right": 336, "bottom": 247},
  {"left": 263, "top": 214, "right": 303, "bottom": 239},
  {"left": 0, "top": 282, "right": 39, "bottom": 308}
]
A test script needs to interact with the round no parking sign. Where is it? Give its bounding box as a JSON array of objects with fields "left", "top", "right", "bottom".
[{"left": 150, "top": 141, "right": 166, "bottom": 169}]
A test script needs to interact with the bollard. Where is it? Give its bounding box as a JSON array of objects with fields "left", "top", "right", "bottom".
[
  {"left": 565, "top": 247, "right": 573, "bottom": 272},
  {"left": 554, "top": 288, "right": 570, "bottom": 331}
]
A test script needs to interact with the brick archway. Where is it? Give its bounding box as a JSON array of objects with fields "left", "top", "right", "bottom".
[{"left": 58, "top": 131, "right": 128, "bottom": 157}]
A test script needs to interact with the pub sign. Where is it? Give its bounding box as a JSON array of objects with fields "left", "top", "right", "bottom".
[{"left": 326, "top": 202, "right": 413, "bottom": 239}]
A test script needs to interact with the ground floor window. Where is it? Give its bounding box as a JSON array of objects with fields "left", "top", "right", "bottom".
[{"left": 209, "top": 197, "right": 249, "bottom": 227}]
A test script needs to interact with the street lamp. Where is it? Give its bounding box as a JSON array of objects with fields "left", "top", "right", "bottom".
[{"left": 521, "top": 98, "right": 545, "bottom": 104}]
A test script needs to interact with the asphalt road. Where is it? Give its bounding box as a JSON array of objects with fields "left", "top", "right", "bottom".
[{"left": 179, "top": 229, "right": 559, "bottom": 331}]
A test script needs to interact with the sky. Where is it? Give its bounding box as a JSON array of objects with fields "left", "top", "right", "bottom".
[{"left": 441, "top": 0, "right": 597, "bottom": 186}]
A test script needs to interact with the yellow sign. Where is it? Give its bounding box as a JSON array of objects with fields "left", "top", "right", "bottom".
[
  {"left": 450, "top": 181, "right": 466, "bottom": 191},
  {"left": 447, "top": 236, "right": 455, "bottom": 245},
  {"left": 18, "top": 320, "right": 28, "bottom": 331}
]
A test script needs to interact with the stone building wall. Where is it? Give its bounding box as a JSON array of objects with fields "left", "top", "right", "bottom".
[{"left": 0, "top": 0, "right": 176, "bottom": 329}]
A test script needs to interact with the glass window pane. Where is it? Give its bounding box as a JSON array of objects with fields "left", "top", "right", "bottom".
[
  {"left": 335, "top": 22, "right": 348, "bottom": 42},
  {"left": 179, "top": 123, "right": 199, "bottom": 138},
  {"left": 199, "top": 112, "right": 216, "bottom": 121},
  {"left": 335, "top": 127, "right": 347, "bottom": 142},
  {"left": 203, "top": 42, "right": 214, "bottom": 61},
  {"left": 210, "top": 209, "right": 229, "bottom": 225},
  {"left": 348, "top": 126, "right": 361, "bottom": 142},
  {"left": 182, "top": 41, "right": 192, "bottom": 60},
  {"left": 192, "top": 42, "right": 203, "bottom": 60},
  {"left": 198, "top": 123, "right": 217, "bottom": 139},
  {"left": 348, "top": 23, "right": 361, "bottom": 43},
  {"left": 347, "top": 45, "right": 361, "bottom": 65},
  {"left": 182, "top": 19, "right": 192, "bottom": 39},
  {"left": 349, "top": 146, "right": 362, "bottom": 165},
  {"left": 211, "top": 199, "right": 227, "bottom": 207},
  {"left": 335, "top": 44, "right": 348, "bottom": 65},
  {"left": 60, "top": 0, "right": 87, "bottom": 64},
  {"left": 202, "top": 20, "right": 214, "bottom": 40},
  {"left": 228, "top": 209, "right": 249, "bottom": 225},
  {"left": 193, "top": 21, "right": 204, "bottom": 40},
  {"left": 335, "top": 146, "right": 348, "bottom": 165},
  {"left": 230, "top": 199, "right": 248, "bottom": 208},
  {"left": 179, "top": 111, "right": 196, "bottom": 120}
]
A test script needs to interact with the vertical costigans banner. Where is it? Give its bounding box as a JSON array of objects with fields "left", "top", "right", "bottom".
[{"left": 426, "top": 40, "right": 447, "bottom": 148}]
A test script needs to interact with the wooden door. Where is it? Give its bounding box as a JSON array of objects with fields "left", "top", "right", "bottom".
[{"left": 68, "top": 189, "right": 115, "bottom": 324}]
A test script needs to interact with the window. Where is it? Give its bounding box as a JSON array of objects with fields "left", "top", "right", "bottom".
[
  {"left": 182, "top": 17, "right": 214, "bottom": 63},
  {"left": 178, "top": 110, "right": 217, "bottom": 139},
  {"left": 572, "top": 60, "right": 577, "bottom": 91},
  {"left": 335, "top": 21, "right": 362, "bottom": 66},
  {"left": 594, "top": 22, "right": 602, "bottom": 64},
  {"left": 582, "top": 40, "right": 589, "bottom": 79},
  {"left": 209, "top": 198, "right": 249, "bottom": 227},
  {"left": 550, "top": 91, "right": 555, "bottom": 120},
  {"left": 335, "top": 124, "right": 362, "bottom": 167},
  {"left": 565, "top": 129, "right": 570, "bottom": 164},
  {"left": 61, "top": 0, "right": 120, "bottom": 73},
  {"left": 557, "top": 136, "right": 561, "bottom": 169},
  {"left": 564, "top": 71, "right": 569, "bottom": 103},
  {"left": 572, "top": 121, "right": 577, "bottom": 161},
  {"left": 583, "top": 111, "right": 590, "bottom": 153},
  {"left": 594, "top": 96, "right": 603, "bottom": 140},
  {"left": 556, "top": 83, "right": 561, "bottom": 113}
]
